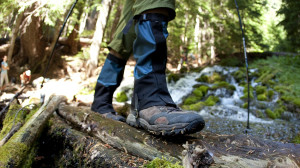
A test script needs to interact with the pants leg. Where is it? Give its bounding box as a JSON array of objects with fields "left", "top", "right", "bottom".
[{"left": 132, "top": 14, "right": 176, "bottom": 111}]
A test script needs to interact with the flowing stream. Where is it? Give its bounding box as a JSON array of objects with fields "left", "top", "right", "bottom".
[
  {"left": 117, "top": 65, "right": 299, "bottom": 142},
  {"left": 168, "top": 65, "right": 299, "bottom": 142}
]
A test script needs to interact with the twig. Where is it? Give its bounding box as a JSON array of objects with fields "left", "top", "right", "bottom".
[{"left": 0, "top": 122, "right": 22, "bottom": 147}]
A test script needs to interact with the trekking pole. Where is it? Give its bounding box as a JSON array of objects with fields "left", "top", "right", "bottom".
[
  {"left": 39, "top": 0, "right": 78, "bottom": 103},
  {"left": 234, "top": 0, "right": 251, "bottom": 133},
  {"left": 41, "top": 0, "right": 78, "bottom": 89}
]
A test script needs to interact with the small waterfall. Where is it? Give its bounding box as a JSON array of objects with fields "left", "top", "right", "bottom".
[{"left": 168, "top": 65, "right": 274, "bottom": 124}]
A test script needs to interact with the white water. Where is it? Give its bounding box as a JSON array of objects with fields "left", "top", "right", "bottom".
[
  {"left": 168, "top": 65, "right": 273, "bottom": 124},
  {"left": 116, "top": 65, "right": 274, "bottom": 124}
]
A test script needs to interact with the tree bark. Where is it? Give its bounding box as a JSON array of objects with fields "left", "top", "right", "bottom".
[
  {"left": 57, "top": 104, "right": 180, "bottom": 162},
  {"left": 57, "top": 104, "right": 300, "bottom": 168},
  {"left": 7, "top": 12, "right": 23, "bottom": 64},
  {"left": 39, "top": 115, "right": 148, "bottom": 167},
  {"left": 19, "top": 2, "right": 46, "bottom": 72},
  {"left": 0, "top": 95, "right": 67, "bottom": 167}
]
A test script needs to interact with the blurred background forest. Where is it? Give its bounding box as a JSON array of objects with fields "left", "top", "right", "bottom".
[{"left": 0, "top": 0, "right": 299, "bottom": 79}]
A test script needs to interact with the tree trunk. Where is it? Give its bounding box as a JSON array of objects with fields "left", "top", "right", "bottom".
[
  {"left": 7, "top": 12, "right": 23, "bottom": 64},
  {"left": 57, "top": 104, "right": 300, "bottom": 168},
  {"left": 20, "top": 2, "right": 46, "bottom": 72},
  {"left": 87, "top": 0, "right": 112, "bottom": 78},
  {"left": 66, "top": 2, "right": 84, "bottom": 55}
]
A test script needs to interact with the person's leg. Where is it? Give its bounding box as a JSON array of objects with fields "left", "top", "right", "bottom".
[
  {"left": 127, "top": 5, "right": 205, "bottom": 136},
  {"left": 91, "top": 0, "right": 136, "bottom": 121},
  {"left": 0, "top": 73, "right": 3, "bottom": 90}
]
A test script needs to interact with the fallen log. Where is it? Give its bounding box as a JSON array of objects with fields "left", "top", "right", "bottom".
[
  {"left": 33, "top": 114, "right": 148, "bottom": 167},
  {"left": 0, "top": 95, "right": 67, "bottom": 167},
  {"left": 57, "top": 104, "right": 300, "bottom": 167},
  {"left": 57, "top": 103, "right": 180, "bottom": 162}
]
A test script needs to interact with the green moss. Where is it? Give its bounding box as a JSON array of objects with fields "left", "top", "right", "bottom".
[
  {"left": 168, "top": 73, "right": 182, "bottom": 83},
  {"left": 211, "top": 81, "right": 236, "bottom": 91},
  {"left": 242, "top": 103, "right": 248, "bottom": 109},
  {"left": 0, "top": 142, "right": 29, "bottom": 166},
  {"left": 0, "top": 104, "right": 24, "bottom": 140},
  {"left": 293, "top": 98, "right": 300, "bottom": 107},
  {"left": 196, "top": 72, "right": 222, "bottom": 84},
  {"left": 267, "top": 90, "right": 274, "bottom": 99},
  {"left": 115, "top": 91, "right": 128, "bottom": 102},
  {"left": 255, "top": 85, "right": 267, "bottom": 95},
  {"left": 204, "top": 96, "right": 219, "bottom": 106},
  {"left": 292, "top": 134, "right": 300, "bottom": 144},
  {"left": 255, "top": 69, "right": 279, "bottom": 86},
  {"left": 182, "top": 102, "right": 205, "bottom": 111},
  {"left": 198, "top": 85, "right": 209, "bottom": 96},
  {"left": 196, "top": 75, "right": 208, "bottom": 83},
  {"left": 192, "top": 89, "right": 203, "bottom": 98},
  {"left": 209, "top": 72, "right": 222, "bottom": 83},
  {"left": 183, "top": 96, "right": 198, "bottom": 105},
  {"left": 240, "top": 85, "right": 254, "bottom": 100},
  {"left": 265, "top": 108, "right": 279, "bottom": 119},
  {"left": 255, "top": 110, "right": 264, "bottom": 118},
  {"left": 233, "top": 69, "right": 246, "bottom": 82},
  {"left": 257, "top": 94, "right": 268, "bottom": 101},
  {"left": 77, "top": 84, "right": 95, "bottom": 95},
  {"left": 145, "top": 157, "right": 183, "bottom": 168}
]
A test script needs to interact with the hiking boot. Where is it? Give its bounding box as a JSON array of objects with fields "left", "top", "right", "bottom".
[
  {"left": 126, "top": 106, "right": 205, "bottom": 136},
  {"left": 102, "top": 112, "right": 126, "bottom": 122}
]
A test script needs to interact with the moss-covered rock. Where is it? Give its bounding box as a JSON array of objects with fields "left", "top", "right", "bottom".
[
  {"left": 192, "top": 89, "right": 203, "bottom": 98},
  {"left": 265, "top": 108, "right": 279, "bottom": 119},
  {"left": 168, "top": 73, "right": 182, "bottom": 83},
  {"left": 209, "top": 72, "right": 222, "bottom": 83},
  {"left": 115, "top": 91, "right": 128, "bottom": 102},
  {"left": 211, "top": 81, "right": 236, "bottom": 91},
  {"left": 196, "top": 72, "right": 222, "bottom": 84},
  {"left": 196, "top": 75, "right": 209, "bottom": 83},
  {"left": 240, "top": 85, "right": 254, "bottom": 100},
  {"left": 183, "top": 96, "right": 199, "bottom": 105},
  {"left": 257, "top": 94, "right": 268, "bottom": 101},
  {"left": 233, "top": 69, "right": 246, "bottom": 82},
  {"left": 182, "top": 102, "right": 206, "bottom": 111},
  {"left": 204, "top": 96, "right": 220, "bottom": 106},
  {"left": 255, "top": 85, "right": 267, "bottom": 95}
]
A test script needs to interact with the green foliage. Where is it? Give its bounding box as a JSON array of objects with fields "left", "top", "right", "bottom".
[
  {"left": 145, "top": 157, "right": 183, "bottom": 168},
  {"left": 115, "top": 91, "right": 128, "bottom": 102},
  {"left": 278, "top": 0, "right": 300, "bottom": 52},
  {"left": 251, "top": 55, "right": 300, "bottom": 109}
]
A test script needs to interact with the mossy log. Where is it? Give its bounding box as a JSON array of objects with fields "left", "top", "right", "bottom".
[
  {"left": 0, "top": 95, "right": 67, "bottom": 167},
  {"left": 36, "top": 115, "right": 148, "bottom": 167},
  {"left": 57, "top": 103, "right": 181, "bottom": 162},
  {"left": 57, "top": 104, "right": 300, "bottom": 168}
]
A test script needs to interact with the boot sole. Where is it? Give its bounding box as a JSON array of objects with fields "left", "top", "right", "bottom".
[{"left": 126, "top": 114, "right": 205, "bottom": 136}]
